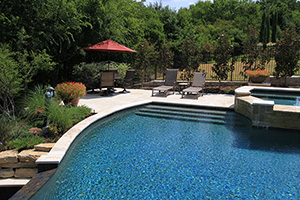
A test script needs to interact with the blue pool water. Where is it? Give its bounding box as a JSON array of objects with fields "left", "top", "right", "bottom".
[
  {"left": 258, "top": 97, "right": 300, "bottom": 106},
  {"left": 31, "top": 105, "right": 300, "bottom": 199}
]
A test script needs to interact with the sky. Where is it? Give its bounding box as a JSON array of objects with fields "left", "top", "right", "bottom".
[{"left": 138, "top": 0, "right": 210, "bottom": 11}]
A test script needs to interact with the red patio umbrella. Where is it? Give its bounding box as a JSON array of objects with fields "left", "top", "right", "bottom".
[
  {"left": 81, "top": 39, "right": 137, "bottom": 69},
  {"left": 81, "top": 39, "right": 137, "bottom": 53}
]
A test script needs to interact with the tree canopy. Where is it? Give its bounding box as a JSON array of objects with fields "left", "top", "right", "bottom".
[{"left": 0, "top": 0, "right": 299, "bottom": 85}]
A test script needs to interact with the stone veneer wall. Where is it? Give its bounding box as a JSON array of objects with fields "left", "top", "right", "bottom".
[
  {"left": 270, "top": 76, "right": 300, "bottom": 86},
  {"left": 235, "top": 86, "right": 300, "bottom": 130},
  {"left": 267, "top": 107, "right": 300, "bottom": 130},
  {"left": 0, "top": 144, "right": 54, "bottom": 179}
]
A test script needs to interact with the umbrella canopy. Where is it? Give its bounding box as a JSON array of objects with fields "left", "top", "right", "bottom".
[{"left": 81, "top": 39, "right": 137, "bottom": 53}]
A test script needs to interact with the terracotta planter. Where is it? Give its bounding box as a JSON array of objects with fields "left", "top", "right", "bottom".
[
  {"left": 250, "top": 76, "right": 268, "bottom": 83},
  {"left": 63, "top": 97, "right": 80, "bottom": 106},
  {"left": 70, "top": 98, "right": 80, "bottom": 107}
]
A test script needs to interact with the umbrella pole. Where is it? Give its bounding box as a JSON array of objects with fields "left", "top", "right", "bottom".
[{"left": 107, "top": 51, "right": 110, "bottom": 70}]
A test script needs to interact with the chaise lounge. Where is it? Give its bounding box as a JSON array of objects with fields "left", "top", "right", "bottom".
[
  {"left": 152, "top": 69, "right": 178, "bottom": 97},
  {"left": 181, "top": 72, "right": 207, "bottom": 99}
]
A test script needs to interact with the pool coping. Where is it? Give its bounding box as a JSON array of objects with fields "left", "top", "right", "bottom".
[{"left": 36, "top": 100, "right": 234, "bottom": 168}]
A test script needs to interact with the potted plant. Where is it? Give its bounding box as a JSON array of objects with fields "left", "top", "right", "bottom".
[
  {"left": 246, "top": 69, "right": 270, "bottom": 83},
  {"left": 55, "top": 82, "right": 86, "bottom": 106}
]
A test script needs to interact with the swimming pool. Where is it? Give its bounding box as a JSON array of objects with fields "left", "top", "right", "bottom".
[{"left": 31, "top": 104, "right": 300, "bottom": 199}]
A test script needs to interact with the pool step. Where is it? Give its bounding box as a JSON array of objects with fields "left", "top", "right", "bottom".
[
  {"left": 139, "top": 108, "right": 225, "bottom": 120},
  {"left": 135, "top": 111, "right": 226, "bottom": 124},
  {"left": 145, "top": 105, "right": 227, "bottom": 115},
  {"left": 135, "top": 105, "right": 230, "bottom": 124}
]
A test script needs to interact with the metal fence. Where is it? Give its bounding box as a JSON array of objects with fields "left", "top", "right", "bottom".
[{"left": 199, "top": 59, "right": 300, "bottom": 81}]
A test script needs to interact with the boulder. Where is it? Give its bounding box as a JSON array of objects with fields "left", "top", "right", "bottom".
[
  {"left": 34, "top": 143, "right": 55, "bottom": 152},
  {"left": 15, "top": 168, "right": 38, "bottom": 178},
  {"left": 18, "top": 149, "right": 48, "bottom": 163},
  {"left": 0, "top": 168, "right": 14, "bottom": 178},
  {"left": 0, "top": 150, "right": 18, "bottom": 164}
]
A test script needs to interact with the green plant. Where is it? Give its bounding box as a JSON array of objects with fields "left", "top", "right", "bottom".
[
  {"left": 55, "top": 82, "right": 86, "bottom": 103},
  {"left": 181, "top": 37, "right": 201, "bottom": 82},
  {"left": 23, "top": 85, "right": 48, "bottom": 127},
  {"left": 46, "top": 103, "right": 73, "bottom": 133},
  {"left": 72, "top": 62, "right": 107, "bottom": 91},
  {"left": 42, "top": 123, "right": 61, "bottom": 139},
  {"left": 0, "top": 45, "right": 22, "bottom": 120},
  {"left": 115, "top": 63, "right": 131, "bottom": 79},
  {"left": 134, "top": 41, "right": 158, "bottom": 85},
  {"left": 274, "top": 26, "right": 300, "bottom": 85},
  {"left": 67, "top": 105, "right": 93, "bottom": 124},
  {"left": 212, "top": 34, "right": 234, "bottom": 88},
  {"left": 7, "top": 131, "right": 44, "bottom": 151},
  {"left": 0, "top": 115, "right": 19, "bottom": 151},
  {"left": 246, "top": 69, "right": 270, "bottom": 77}
]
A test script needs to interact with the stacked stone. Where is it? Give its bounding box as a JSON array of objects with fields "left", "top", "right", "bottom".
[{"left": 0, "top": 143, "right": 54, "bottom": 178}]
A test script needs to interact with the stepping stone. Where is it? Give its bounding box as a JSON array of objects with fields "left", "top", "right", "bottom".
[
  {"left": 34, "top": 143, "right": 55, "bottom": 152},
  {"left": 18, "top": 150, "right": 48, "bottom": 163},
  {"left": 0, "top": 150, "right": 18, "bottom": 164}
]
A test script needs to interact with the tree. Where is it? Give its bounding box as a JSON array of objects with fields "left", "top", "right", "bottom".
[
  {"left": 212, "top": 34, "right": 233, "bottom": 88},
  {"left": 0, "top": 45, "right": 22, "bottom": 120},
  {"left": 134, "top": 41, "right": 158, "bottom": 86},
  {"left": 157, "top": 41, "right": 174, "bottom": 80},
  {"left": 274, "top": 26, "right": 300, "bottom": 85},
  {"left": 242, "top": 27, "right": 261, "bottom": 78},
  {"left": 180, "top": 37, "right": 201, "bottom": 82},
  {"left": 259, "top": 9, "right": 270, "bottom": 47}
]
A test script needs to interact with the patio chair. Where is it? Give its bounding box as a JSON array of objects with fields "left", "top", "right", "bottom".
[
  {"left": 181, "top": 72, "right": 207, "bottom": 99},
  {"left": 120, "top": 69, "right": 135, "bottom": 93},
  {"left": 100, "top": 71, "right": 114, "bottom": 94},
  {"left": 152, "top": 69, "right": 178, "bottom": 97}
]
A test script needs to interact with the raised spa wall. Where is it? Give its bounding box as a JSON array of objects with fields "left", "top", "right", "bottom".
[{"left": 235, "top": 86, "right": 300, "bottom": 130}]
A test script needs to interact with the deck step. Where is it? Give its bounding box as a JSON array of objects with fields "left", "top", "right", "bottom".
[{"left": 135, "top": 111, "right": 226, "bottom": 125}]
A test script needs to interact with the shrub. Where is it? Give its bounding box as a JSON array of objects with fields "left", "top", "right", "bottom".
[
  {"left": 67, "top": 105, "right": 93, "bottom": 124},
  {"left": 7, "top": 131, "right": 44, "bottom": 151},
  {"left": 72, "top": 62, "right": 106, "bottom": 90},
  {"left": 55, "top": 82, "right": 86, "bottom": 103},
  {"left": 0, "top": 115, "right": 19, "bottom": 151}
]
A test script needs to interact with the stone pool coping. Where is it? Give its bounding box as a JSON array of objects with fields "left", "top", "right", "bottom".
[{"left": 0, "top": 178, "right": 30, "bottom": 187}]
